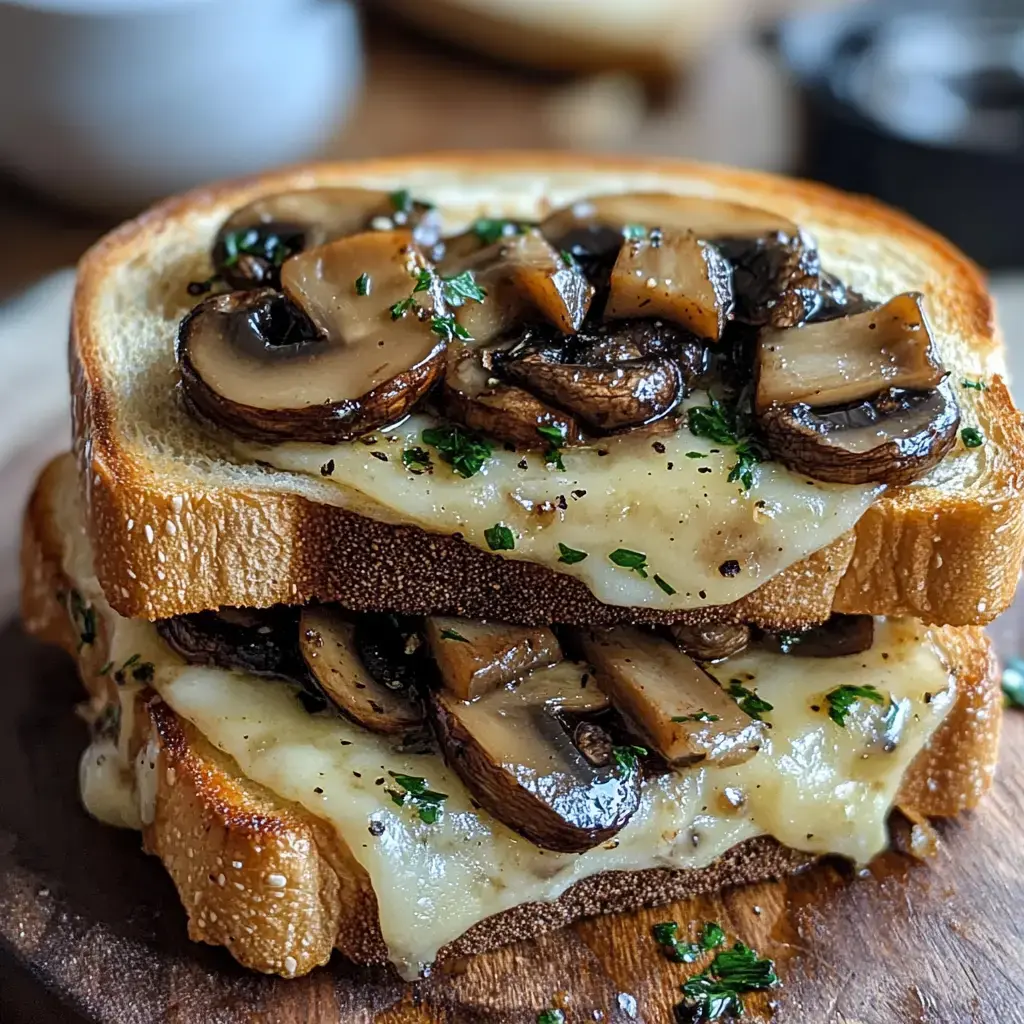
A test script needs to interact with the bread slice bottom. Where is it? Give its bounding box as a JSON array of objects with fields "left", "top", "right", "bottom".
[{"left": 20, "top": 455, "right": 1004, "bottom": 978}]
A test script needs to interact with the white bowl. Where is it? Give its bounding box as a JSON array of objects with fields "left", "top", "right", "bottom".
[{"left": 0, "top": 0, "right": 363, "bottom": 211}]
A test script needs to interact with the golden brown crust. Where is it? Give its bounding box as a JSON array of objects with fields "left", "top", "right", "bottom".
[
  {"left": 20, "top": 454, "right": 1005, "bottom": 977},
  {"left": 70, "top": 153, "right": 1024, "bottom": 626}
]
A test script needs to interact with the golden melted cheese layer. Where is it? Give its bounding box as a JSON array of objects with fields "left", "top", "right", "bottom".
[{"left": 241, "top": 403, "right": 883, "bottom": 611}]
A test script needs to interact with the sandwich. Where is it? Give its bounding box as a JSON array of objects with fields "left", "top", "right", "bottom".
[{"left": 21, "top": 153, "right": 1021, "bottom": 985}]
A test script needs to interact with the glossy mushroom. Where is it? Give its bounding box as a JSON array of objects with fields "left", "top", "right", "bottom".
[
  {"left": 760, "top": 614, "right": 875, "bottom": 657},
  {"left": 429, "top": 661, "right": 641, "bottom": 852},
  {"left": 213, "top": 187, "right": 442, "bottom": 289},
  {"left": 299, "top": 606, "right": 424, "bottom": 734},
  {"left": 425, "top": 616, "right": 562, "bottom": 700},
  {"left": 669, "top": 622, "right": 751, "bottom": 662},
  {"left": 178, "top": 231, "right": 447, "bottom": 443},
  {"left": 577, "top": 627, "right": 765, "bottom": 767}
]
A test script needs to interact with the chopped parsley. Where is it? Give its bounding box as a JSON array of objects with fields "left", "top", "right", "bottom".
[
  {"left": 672, "top": 711, "right": 721, "bottom": 723},
  {"left": 110, "top": 652, "right": 156, "bottom": 686},
  {"left": 612, "top": 745, "right": 647, "bottom": 771},
  {"left": 773, "top": 629, "right": 804, "bottom": 653},
  {"left": 355, "top": 272, "right": 371, "bottom": 296},
  {"left": 728, "top": 681, "right": 773, "bottom": 721},
  {"left": 727, "top": 440, "right": 766, "bottom": 492},
  {"left": 97, "top": 660, "right": 114, "bottom": 676},
  {"left": 484, "top": 523, "right": 516, "bottom": 551},
  {"left": 386, "top": 772, "right": 448, "bottom": 824},
  {"left": 68, "top": 590, "right": 97, "bottom": 650},
  {"left": 536, "top": 1010, "right": 565, "bottom": 1024},
  {"left": 537, "top": 423, "right": 567, "bottom": 470},
  {"left": 440, "top": 628, "right": 470, "bottom": 643},
  {"left": 688, "top": 399, "right": 738, "bottom": 446},
  {"left": 560, "top": 249, "right": 578, "bottom": 268},
  {"left": 389, "top": 188, "right": 413, "bottom": 214},
  {"left": 824, "top": 684, "right": 885, "bottom": 727},
  {"left": 421, "top": 424, "right": 493, "bottom": 478},
  {"left": 685, "top": 451, "right": 707, "bottom": 459},
  {"left": 622, "top": 223, "right": 647, "bottom": 241},
  {"left": 472, "top": 218, "right": 525, "bottom": 246},
  {"left": 961, "top": 378, "right": 986, "bottom": 390},
  {"left": 401, "top": 447, "right": 432, "bottom": 474},
  {"left": 220, "top": 227, "right": 296, "bottom": 269},
  {"left": 412, "top": 268, "right": 433, "bottom": 293},
  {"left": 609, "top": 548, "right": 649, "bottom": 578},
  {"left": 961, "top": 426, "right": 985, "bottom": 448},
  {"left": 678, "top": 940, "right": 779, "bottom": 1021},
  {"left": 1002, "top": 658, "right": 1024, "bottom": 708},
  {"left": 440, "top": 269, "right": 486, "bottom": 307},
  {"left": 389, "top": 295, "right": 415, "bottom": 320},
  {"left": 430, "top": 314, "right": 473, "bottom": 343},
  {"left": 557, "top": 543, "right": 588, "bottom": 565},
  {"left": 654, "top": 574, "right": 677, "bottom": 596},
  {"left": 653, "top": 920, "right": 727, "bottom": 964}
]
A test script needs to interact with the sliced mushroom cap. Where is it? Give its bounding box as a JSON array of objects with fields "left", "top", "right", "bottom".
[
  {"left": 500, "top": 350, "right": 683, "bottom": 435},
  {"left": 576, "top": 627, "right": 765, "bottom": 768},
  {"left": 214, "top": 187, "right": 441, "bottom": 288},
  {"left": 430, "top": 661, "right": 638, "bottom": 852},
  {"left": 156, "top": 607, "right": 302, "bottom": 679},
  {"left": 669, "top": 623, "right": 751, "bottom": 662},
  {"left": 299, "top": 607, "right": 424, "bottom": 734},
  {"left": 178, "top": 232, "right": 446, "bottom": 443},
  {"left": 605, "top": 230, "right": 734, "bottom": 341},
  {"left": 760, "top": 614, "right": 874, "bottom": 657},
  {"left": 756, "top": 293, "right": 946, "bottom": 412},
  {"left": 425, "top": 616, "right": 562, "bottom": 700},
  {"left": 443, "top": 339, "right": 583, "bottom": 447},
  {"left": 445, "top": 230, "right": 594, "bottom": 345},
  {"left": 759, "top": 379, "right": 960, "bottom": 486}
]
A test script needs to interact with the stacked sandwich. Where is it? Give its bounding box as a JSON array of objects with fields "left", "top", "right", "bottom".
[{"left": 22, "top": 155, "right": 1023, "bottom": 981}]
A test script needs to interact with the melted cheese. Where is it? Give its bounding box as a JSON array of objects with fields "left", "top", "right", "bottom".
[
  {"left": 53, "top": 466, "right": 953, "bottom": 976},
  {"left": 240, "top": 402, "right": 883, "bottom": 611}
]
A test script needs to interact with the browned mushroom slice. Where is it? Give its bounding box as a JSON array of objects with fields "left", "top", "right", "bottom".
[
  {"left": 541, "top": 193, "right": 798, "bottom": 250},
  {"left": 447, "top": 230, "right": 594, "bottom": 344},
  {"left": 430, "top": 661, "right": 636, "bottom": 852},
  {"left": 669, "top": 623, "right": 750, "bottom": 662},
  {"left": 178, "top": 231, "right": 446, "bottom": 443},
  {"left": 425, "top": 616, "right": 562, "bottom": 700},
  {"left": 299, "top": 607, "right": 423, "bottom": 734},
  {"left": 213, "top": 187, "right": 441, "bottom": 288},
  {"left": 758, "top": 380, "right": 960, "bottom": 486},
  {"left": 756, "top": 293, "right": 946, "bottom": 412},
  {"left": 605, "top": 231, "right": 734, "bottom": 341},
  {"left": 500, "top": 351, "right": 683, "bottom": 434},
  {"left": 760, "top": 615, "right": 874, "bottom": 657},
  {"left": 443, "top": 339, "right": 582, "bottom": 447},
  {"left": 576, "top": 627, "right": 764, "bottom": 767}
]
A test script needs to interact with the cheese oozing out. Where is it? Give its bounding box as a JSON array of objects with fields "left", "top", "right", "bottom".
[
  {"left": 52, "top": 465, "right": 954, "bottom": 976},
  {"left": 239, "top": 402, "right": 883, "bottom": 612}
]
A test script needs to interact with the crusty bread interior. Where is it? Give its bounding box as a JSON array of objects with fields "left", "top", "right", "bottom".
[
  {"left": 71, "top": 153, "right": 1024, "bottom": 626},
  {"left": 21, "top": 454, "right": 1004, "bottom": 977}
]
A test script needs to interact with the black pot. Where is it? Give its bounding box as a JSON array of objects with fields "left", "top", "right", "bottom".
[{"left": 772, "top": 0, "right": 1024, "bottom": 269}]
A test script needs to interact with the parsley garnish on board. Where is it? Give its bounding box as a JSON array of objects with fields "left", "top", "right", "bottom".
[
  {"left": 1002, "top": 658, "right": 1024, "bottom": 708},
  {"left": 484, "top": 523, "right": 516, "bottom": 551},
  {"left": 557, "top": 543, "right": 588, "bottom": 565},
  {"left": 653, "top": 920, "right": 726, "bottom": 964},
  {"left": 609, "top": 548, "right": 649, "bottom": 578},
  {"left": 386, "top": 772, "right": 448, "bottom": 824},
  {"left": 612, "top": 745, "right": 647, "bottom": 771},
  {"left": 536, "top": 1010, "right": 565, "bottom": 1024},
  {"left": 961, "top": 426, "right": 985, "bottom": 448},
  {"left": 440, "top": 628, "right": 470, "bottom": 643},
  {"left": 678, "top": 940, "right": 780, "bottom": 1021},
  {"left": 824, "top": 684, "right": 885, "bottom": 726},
  {"left": 401, "top": 447, "right": 432, "bottom": 474},
  {"left": 421, "top": 424, "right": 493, "bottom": 478},
  {"left": 728, "top": 680, "right": 773, "bottom": 721}
]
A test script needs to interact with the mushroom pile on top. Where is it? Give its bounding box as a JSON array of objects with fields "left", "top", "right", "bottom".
[{"left": 177, "top": 188, "right": 960, "bottom": 488}]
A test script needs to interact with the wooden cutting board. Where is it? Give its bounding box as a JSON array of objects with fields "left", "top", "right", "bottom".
[{"left": 1, "top": 622, "right": 1022, "bottom": 1024}]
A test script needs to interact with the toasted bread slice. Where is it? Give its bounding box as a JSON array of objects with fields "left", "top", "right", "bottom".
[
  {"left": 71, "top": 154, "right": 1024, "bottom": 627},
  {"left": 22, "top": 454, "right": 1004, "bottom": 977}
]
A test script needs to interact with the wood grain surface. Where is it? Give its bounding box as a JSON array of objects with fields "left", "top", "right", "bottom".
[{"left": 1, "top": 621, "right": 1022, "bottom": 1024}]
